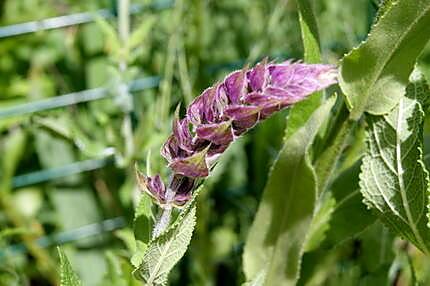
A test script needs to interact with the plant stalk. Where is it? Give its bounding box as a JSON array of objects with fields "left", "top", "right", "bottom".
[{"left": 152, "top": 187, "right": 176, "bottom": 239}]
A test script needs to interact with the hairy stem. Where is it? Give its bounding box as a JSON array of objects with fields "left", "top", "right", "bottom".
[{"left": 152, "top": 187, "right": 176, "bottom": 239}]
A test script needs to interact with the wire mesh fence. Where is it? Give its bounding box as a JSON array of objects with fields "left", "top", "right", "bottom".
[
  {"left": 0, "top": 0, "right": 173, "bottom": 38},
  {"left": 0, "top": 1, "right": 171, "bottom": 259},
  {"left": 0, "top": 0, "right": 288, "bottom": 259}
]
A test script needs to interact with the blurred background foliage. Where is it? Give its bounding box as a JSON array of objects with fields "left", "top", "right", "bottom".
[{"left": 1, "top": 0, "right": 430, "bottom": 285}]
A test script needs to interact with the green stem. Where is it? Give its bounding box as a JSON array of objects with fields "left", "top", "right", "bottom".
[
  {"left": 152, "top": 187, "right": 175, "bottom": 239},
  {"left": 314, "top": 116, "right": 356, "bottom": 198}
]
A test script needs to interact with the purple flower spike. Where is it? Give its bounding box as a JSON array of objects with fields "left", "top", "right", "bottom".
[
  {"left": 138, "top": 59, "right": 337, "bottom": 207},
  {"left": 268, "top": 62, "right": 337, "bottom": 99}
]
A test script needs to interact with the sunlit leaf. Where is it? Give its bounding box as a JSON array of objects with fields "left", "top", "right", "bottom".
[
  {"left": 359, "top": 71, "right": 430, "bottom": 254},
  {"left": 340, "top": 0, "right": 430, "bottom": 116},
  {"left": 58, "top": 247, "right": 82, "bottom": 286},
  {"left": 243, "top": 96, "right": 336, "bottom": 285}
]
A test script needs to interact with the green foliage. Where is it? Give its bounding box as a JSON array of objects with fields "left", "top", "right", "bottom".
[
  {"left": 340, "top": 0, "right": 430, "bottom": 117},
  {"left": 134, "top": 188, "right": 200, "bottom": 285},
  {"left": 243, "top": 96, "right": 336, "bottom": 285},
  {"left": 132, "top": 191, "right": 154, "bottom": 267},
  {"left": 4, "top": 0, "right": 430, "bottom": 285},
  {"left": 360, "top": 71, "right": 430, "bottom": 254},
  {"left": 58, "top": 248, "right": 82, "bottom": 286}
]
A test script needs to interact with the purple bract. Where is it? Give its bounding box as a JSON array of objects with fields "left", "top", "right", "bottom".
[{"left": 137, "top": 59, "right": 337, "bottom": 207}]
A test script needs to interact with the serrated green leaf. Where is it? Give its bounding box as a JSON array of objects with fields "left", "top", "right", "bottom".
[
  {"left": 296, "top": 0, "right": 321, "bottom": 64},
  {"left": 339, "top": 0, "right": 430, "bottom": 117},
  {"left": 134, "top": 188, "right": 200, "bottom": 285},
  {"left": 359, "top": 72, "right": 430, "bottom": 254},
  {"left": 375, "top": 0, "right": 397, "bottom": 24},
  {"left": 303, "top": 193, "right": 335, "bottom": 252},
  {"left": 58, "top": 247, "right": 82, "bottom": 286},
  {"left": 243, "top": 96, "right": 336, "bottom": 286}
]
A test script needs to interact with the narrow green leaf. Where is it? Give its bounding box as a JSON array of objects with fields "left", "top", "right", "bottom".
[
  {"left": 296, "top": 0, "right": 321, "bottom": 63},
  {"left": 57, "top": 247, "right": 82, "bottom": 286},
  {"left": 243, "top": 96, "right": 336, "bottom": 285},
  {"left": 314, "top": 116, "right": 355, "bottom": 193},
  {"left": 303, "top": 193, "right": 335, "bottom": 252},
  {"left": 128, "top": 16, "right": 156, "bottom": 51},
  {"left": 134, "top": 188, "right": 200, "bottom": 285},
  {"left": 339, "top": 0, "right": 430, "bottom": 117},
  {"left": 0, "top": 128, "right": 27, "bottom": 193},
  {"left": 285, "top": 0, "right": 322, "bottom": 139},
  {"left": 359, "top": 72, "right": 430, "bottom": 254}
]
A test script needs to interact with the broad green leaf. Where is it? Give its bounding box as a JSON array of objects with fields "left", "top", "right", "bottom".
[
  {"left": 359, "top": 72, "right": 430, "bottom": 254},
  {"left": 243, "top": 96, "right": 336, "bottom": 285},
  {"left": 285, "top": 0, "right": 322, "bottom": 139},
  {"left": 134, "top": 188, "right": 200, "bottom": 285},
  {"left": 339, "top": 0, "right": 430, "bottom": 117},
  {"left": 58, "top": 248, "right": 82, "bottom": 286}
]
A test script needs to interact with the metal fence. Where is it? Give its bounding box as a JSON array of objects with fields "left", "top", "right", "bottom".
[
  {"left": 0, "top": 0, "right": 257, "bottom": 259},
  {"left": 0, "top": 0, "right": 171, "bottom": 259}
]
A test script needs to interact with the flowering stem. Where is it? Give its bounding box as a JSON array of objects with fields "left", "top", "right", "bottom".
[{"left": 152, "top": 187, "right": 176, "bottom": 239}]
